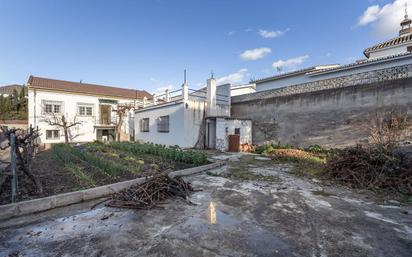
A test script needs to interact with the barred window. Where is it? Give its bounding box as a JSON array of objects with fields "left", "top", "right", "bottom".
[
  {"left": 157, "top": 115, "right": 169, "bottom": 133},
  {"left": 140, "top": 118, "right": 149, "bottom": 132},
  {"left": 43, "top": 100, "right": 63, "bottom": 114},
  {"left": 77, "top": 103, "right": 94, "bottom": 116},
  {"left": 46, "top": 130, "right": 60, "bottom": 140}
]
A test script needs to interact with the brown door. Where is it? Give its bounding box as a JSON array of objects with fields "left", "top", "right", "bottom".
[
  {"left": 228, "top": 134, "right": 240, "bottom": 152},
  {"left": 100, "top": 105, "right": 111, "bottom": 125}
]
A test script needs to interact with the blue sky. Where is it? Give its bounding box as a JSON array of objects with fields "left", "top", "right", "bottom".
[{"left": 0, "top": 0, "right": 408, "bottom": 93}]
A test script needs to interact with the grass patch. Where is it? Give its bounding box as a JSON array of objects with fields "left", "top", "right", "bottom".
[
  {"left": 65, "top": 163, "right": 95, "bottom": 187},
  {"left": 311, "top": 190, "right": 336, "bottom": 197}
]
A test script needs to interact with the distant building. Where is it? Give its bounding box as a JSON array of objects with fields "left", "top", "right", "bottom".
[
  {"left": 254, "top": 11, "right": 412, "bottom": 92},
  {"left": 27, "top": 76, "right": 151, "bottom": 145},
  {"left": 134, "top": 77, "right": 252, "bottom": 151}
]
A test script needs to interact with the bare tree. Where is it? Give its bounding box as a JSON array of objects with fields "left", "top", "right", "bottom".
[
  {"left": 112, "top": 103, "right": 135, "bottom": 142},
  {"left": 368, "top": 108, "right": 410, "bottom": 150},
  {"left": 44, "top": 113, "right": 82, "bottom": 144},
  {"left": 0, "top": 126, "right": 43, "bottom": 194}
]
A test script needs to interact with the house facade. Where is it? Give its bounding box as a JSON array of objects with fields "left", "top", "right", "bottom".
[
  {"left": 134, "top": 77, "right": 252, "bottom": 151},
  {"left": 27, "top": 76, "right": 151, "bottom": 145}
]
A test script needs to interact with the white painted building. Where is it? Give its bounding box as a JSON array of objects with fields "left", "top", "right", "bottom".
[
  {"left": 134, "top": 77, "right": 252, "bottom": 151},
  {"left": 255, "top": 12, "right": 412, "bottom": 92},
  {"left": 27, "top": 76, "right": 151, "bottom": 145}
]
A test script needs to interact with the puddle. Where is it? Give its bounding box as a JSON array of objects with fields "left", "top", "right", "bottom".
[{"left": 207, "top": 202, "right": 241, "bottom": 225}]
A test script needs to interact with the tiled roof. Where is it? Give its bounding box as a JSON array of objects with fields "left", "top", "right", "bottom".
[
  {"left": 28, "top": 76, "right": 152, "bottom": 100},
  {"left": 363, "top": 34, "right": 412, "bottom": 57},
  {"left": 0, "top": 84, "right": 23, "bottom": 95}
]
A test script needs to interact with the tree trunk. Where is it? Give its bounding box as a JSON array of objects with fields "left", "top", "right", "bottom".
[
  {"left": 15, "top": 148, "right": 43, "bottom": 194},
  {"left": 64, "top": 128, "right": 69, "bottom": 143}
]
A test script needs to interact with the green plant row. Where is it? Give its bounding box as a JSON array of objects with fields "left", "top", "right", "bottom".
[
  {"left": 53, "top": 144, "right": 124, "bottom": 177},
  {"left": 109, "top": 142, "right": 208, "bottom": 166}
]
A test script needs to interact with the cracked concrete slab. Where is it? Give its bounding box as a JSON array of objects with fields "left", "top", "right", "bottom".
[{"left": 0, "top": 164, "right": 411, "bottom": 257}]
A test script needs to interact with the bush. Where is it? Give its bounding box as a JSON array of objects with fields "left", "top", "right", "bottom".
[{"left": 109, "top": 142, "right": 208, "bottom": 166}]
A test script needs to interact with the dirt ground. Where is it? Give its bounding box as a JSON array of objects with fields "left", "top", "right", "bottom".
[
  {"left": 0, "top": 149, "right": 194, "bottom": 205},
  {"left": 0, "top": 154, "right": 411, "bottom": 257}
]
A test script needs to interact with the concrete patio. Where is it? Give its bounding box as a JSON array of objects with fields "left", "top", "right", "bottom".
[{"left": 0, "top": 163, "right": 411, "bottom": 257}]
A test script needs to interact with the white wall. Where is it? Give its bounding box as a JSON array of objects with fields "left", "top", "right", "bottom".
[
  {"left": 256, "top": 56, "right": 412, "bottom": 92},
  {"left": 215, "top": 118, "right": 252, "bottom": 152},
  {"left": 134, "top": 102, "right": 186, "bottom": 147},
  {"left": 368, "top": 44, "right": 412, "bottom": 59},
  {"left": 28, "top": 88, "right": 134, "bottom": 144},
  {"left": 231, "top": 83, "right": 256, "bottom": 96}
]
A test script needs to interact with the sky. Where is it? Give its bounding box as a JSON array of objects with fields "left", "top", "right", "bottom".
[{"left": 0, "top": 0, "right": 410, "bottom": 93}]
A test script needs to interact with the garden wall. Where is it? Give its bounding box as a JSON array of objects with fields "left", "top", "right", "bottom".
[{"left": 231, "top": 78, "right": 412, "bottom": 148}]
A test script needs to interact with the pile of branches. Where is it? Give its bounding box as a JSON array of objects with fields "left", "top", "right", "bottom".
[
  {"left": 107, "top": 172, "right": 196, "bottom": 209},
  {"left": 325, "top": 145, "right": 412, "bottom": 194}
]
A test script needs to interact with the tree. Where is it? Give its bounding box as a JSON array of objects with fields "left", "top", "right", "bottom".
[
  {"left": 112, "top": 103, "right": 135, "bottom": 142},
  {"left": 44, "top": 114, "right": 82, "bottom": 143}
]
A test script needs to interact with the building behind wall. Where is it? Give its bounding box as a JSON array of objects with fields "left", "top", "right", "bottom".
[
  {"left": 231, "top": 13, "right": 412, "bottom": 148},
  {"left": 27, "top": 76, "right": 151, "bottom": 146}
]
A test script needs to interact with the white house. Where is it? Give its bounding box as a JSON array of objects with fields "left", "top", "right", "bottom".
[
  {"left": 134, "top": 76, "right": 252, "bottom": 151},
  {"left": 254, "top": 12, "right": 412, "bottom": 92},
  {"left": 27, "top": 76, "right": 151, "bottom": 145}
]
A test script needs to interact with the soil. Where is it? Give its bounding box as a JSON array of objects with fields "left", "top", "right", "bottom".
[{"left": 0, "top": 148, "right": 196, "bottom": 205}]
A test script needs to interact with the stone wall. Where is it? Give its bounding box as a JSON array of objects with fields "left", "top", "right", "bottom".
[{"left": 231, "top": 78, "right": 412, "bottom": 148}]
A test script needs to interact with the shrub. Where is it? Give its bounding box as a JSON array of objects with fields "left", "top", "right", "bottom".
[
  {"left": 325, "top": 145, "right": 412, "bottom": 194},
  {"left": 109, "top": 142, "right": 208, "bottom": 166}
]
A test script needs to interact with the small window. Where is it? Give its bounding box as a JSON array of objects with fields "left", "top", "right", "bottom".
[
  {"left": 234, "top": 128, "right": 240, "bottom": 135},
  {"left": 408, "top": 46, "right": 412, "bottom": 52},
  {"left": 157, "top": 115, "right": 169, "bottom": 133},
  {"left": 77, "top": 103, "right": 94, "bottom": 116},
  {"left": 43, "top": 100, "right": 63, "bottom": 114},
  {"left": 46, "top": 130, "right": 60, "bottom": 140},
  {"left": 140, "top": 118, "right": 149, "bottom": 132}
]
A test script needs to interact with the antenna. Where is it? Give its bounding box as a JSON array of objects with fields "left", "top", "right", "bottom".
[
  {"left": 211, "top": 70, "right": 214, "bottom": 79},
  {"left": 405, "top": 2, "right": 408, "bottom": 19},
  {"left": 183, "top": 69, "right": 187, "bottom": 84}
]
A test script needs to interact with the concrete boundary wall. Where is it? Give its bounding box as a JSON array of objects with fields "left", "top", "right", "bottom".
[
  {"left": 231, "top": 78, "right": 412, "bottom": 148},
  {"left": 0, "top": 161, "right": 225, "bottom": 221}
]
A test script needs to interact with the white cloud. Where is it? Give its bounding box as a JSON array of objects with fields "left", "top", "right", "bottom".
[
  {"left": 356, "top": 0, "right": 412, "bottom": 37},
  {"left": 259, "top": 28, "right": 289, "bottom": 38},
  {"left": 240, "top": 47, "right": 272, "bottom": 61},
  {"left": 228, "top": 30, "right": 236, "bottom": 36},
  {"left": 272, "top": 55, "right": 309, "bottom": 71},
  {"left": 216, "top": 69, "right": 248, "bottom": 84},
  {"left": 358, "top": 5, "right": 381, "bottom": 26}
]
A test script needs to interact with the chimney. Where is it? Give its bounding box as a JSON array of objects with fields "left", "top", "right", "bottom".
[
  {"left": 153, "top": 93, "right": 157, "bottom": 105},
  {"left": 206, "top": 76, "right": 216, "bottom": 117},
  {"left": 143, "top": 96, "right": 147, "bottom": 107},
  {"left": 182, "top": 83, "right": 188, "bottom": 101},
  {"left": 165, "top": 89, "right": 171, "bottom": 102}
]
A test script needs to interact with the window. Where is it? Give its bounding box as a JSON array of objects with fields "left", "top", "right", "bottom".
[
  {"left": 140, "top": 118, "right": 149, "bottom": 132},
  {"left": 77, "top": 103, "right": 94, "bottom": 116},
  {"left": 408, "top": 46, "right": 412, "bottom": 53},
  {"left": 234, "top": 128, "right": 240, "bottom": 135},
  {"left": 43, "top": 100, "right": 63, "bottom": 114},
  {"left": 157, "top": 116, "right": 169, "bottom": 133},
  {"left": 46, "top": 130, "right": 60, "bottom": 140}
]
